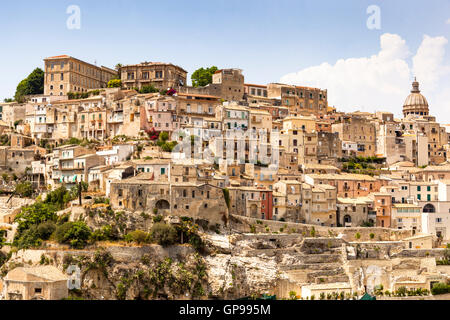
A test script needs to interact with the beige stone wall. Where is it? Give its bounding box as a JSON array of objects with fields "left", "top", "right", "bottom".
[{"left": 230, "top": 215, "right": 413, "bottom": 241}]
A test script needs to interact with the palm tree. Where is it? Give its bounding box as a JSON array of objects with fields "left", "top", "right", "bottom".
[{"left": 115, "top": 63, "right": 123, "bottom": 71}]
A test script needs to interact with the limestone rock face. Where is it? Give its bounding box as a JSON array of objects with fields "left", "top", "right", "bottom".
[{"left": 1, "top": 231, "right": 449, "bottom": 300}]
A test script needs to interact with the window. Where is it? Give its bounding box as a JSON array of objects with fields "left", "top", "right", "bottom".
[
  {"left": 417, "top": 186, "right": 421, "bottom": 192},
  {"left": 35, "top": 288, "right": 42, "bottom": 294},
  {"left": 118, "top": 189, "right": 123, "bottom": 197}
]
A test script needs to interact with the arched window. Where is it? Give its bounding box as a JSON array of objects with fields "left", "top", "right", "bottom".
[
  {"left": 344, "top": 215, "right": 352, "bottom": 223},
  {"left": 423, "top": 204, "right": 436, "bottom": 213}
]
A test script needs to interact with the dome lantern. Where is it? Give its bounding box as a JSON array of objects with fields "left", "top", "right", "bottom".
[{"left": 402, "top": 78, "right": 429, "bottom": 117}]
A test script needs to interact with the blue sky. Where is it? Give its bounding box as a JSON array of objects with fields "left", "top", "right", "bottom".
[{"left": 0, "top": 0, "right": 449, "bottom": 119}]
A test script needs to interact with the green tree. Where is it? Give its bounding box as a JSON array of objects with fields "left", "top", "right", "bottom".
[
  {"left": 15, "top": 182, "right": 33, "bottom": 197},
  {"left": 124, "top": 230, "right": 150, "bottom": 244},
  {"left": 36, "top": 221, "right": 57, "bottom": 240},
  {"left": 44, "top": 186, "right": 72, "bottom": 209},
  {"left": 0, "top": 229, "right": 7, "bottom": 249},
  {"left": 150, "top": 223, "right": 177, "bottom": 246},
  {"left": 14, "top": 202, "right": 59, "bottom": 234},
  {"left": 139, "top": 85, "right": 159, "bottom": 94},
  {"left": 107, "top": 79, "right": 122, "bottom": 88},
  {"left": 431, "top": 283, "right": 450, "bottom": 295},
  {"left": 191, "top": 66, "right": 218, "bottom": 87},
  {"left": 55, "top": 221, "right": 92, "bottom": 249},
  {"left": 159, "top": 132, "right": 169, "bottom": 142},
  {"left": 14, "top": 68, "right": 44, "bottom": 102}
]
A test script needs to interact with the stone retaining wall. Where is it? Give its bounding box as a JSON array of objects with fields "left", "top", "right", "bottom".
[{"left": 230, "top": 215, "right": 413, "bottom": 242}]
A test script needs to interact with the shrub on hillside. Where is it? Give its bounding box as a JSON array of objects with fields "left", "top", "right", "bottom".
[
  {"left": 15, "top": 182, "right": 33, "bottom": 197},
  {"left": 36, "top": 221, "right": 56, "bottom": 240},
  {"left": 431, "top": 283, "right": 450, "bottom": 295},
  {"left": 55, "top": 221, "right": 92, "bottom": 249},
  {"left": 150, "top": 223, "right": 177, "bottom": 246},
  {"left": 124, "top": 230, "right": 150, "bottom": 244}
]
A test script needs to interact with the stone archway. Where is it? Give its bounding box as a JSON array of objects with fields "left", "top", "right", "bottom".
[
  {"left": 155, "top": 199, "right": 170, "bottom": 210},
  {"left": 344, "top": 215, "right": 352, "bottom": 224},
  {"left": 423, "top": 203, "right": 436, "bottom": 213}
]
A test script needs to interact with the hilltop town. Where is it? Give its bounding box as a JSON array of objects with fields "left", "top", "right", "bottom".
[{"left": 0, "top": 55, "right": 449, "bottom": 300}]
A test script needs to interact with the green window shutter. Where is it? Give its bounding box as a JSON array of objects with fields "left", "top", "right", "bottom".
[
  {"left": 427, "top": 194, "right": 431, "bottom": 201},
  {"left": 417, "top": 194, "right": 421, "bottom": 200}
]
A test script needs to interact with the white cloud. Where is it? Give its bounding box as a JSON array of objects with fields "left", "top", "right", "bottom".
[
  {"left": 280, "top": 33, "right": 450, "bottom": 122},
  {"left": 413, "top": 35, "right": 448, "bottom": 90},
  {"left": 446, "top": 18, "right": 450, "bottom": 24}
]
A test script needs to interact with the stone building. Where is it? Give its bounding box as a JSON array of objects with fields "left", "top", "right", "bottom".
[
  {"left": 304, "top": 173, "right": 384, "bottom": 198},
  {"left": 244, "top": 83, "right": 268, "bottom": 98},
  {"left": 337, "top": 197, "right": 374, "bottom": 227},
  {"left": 228, "top": 186, "right": 273, "bottom": 220},
  {"left": 266, "top": 83, "right": 328, "bottom": 116},
  {"left": 120, "top": 61, "right": 187, "bottom": 91},
  {"left": 401, "top": 116, "right": 447, "bottom": 165},
  {"left": 273, "top": 180, "right": 302, "bottom": 222},
  {"left": 391, "top": 203, "right": 422, "bottom": 233},
  {"left": 44, "top": 55, "right": 117, "bottom": 96},
  {"left": 0, "top": 102, "right": 26, "bottom": 128},
  {"left": 370, "top": 192, "right": 393, "bottom": 228},
  {"left": 301, "top": 183, "right": 337, "bottom": 227},
  {"left": 50, "top": 145, "right": 96, "bottom": 186},
  {"left": 280, "top": 116, "right": 318, "bottom": 165},
  {"left": 317, "top": 132, "right": 342, "bottom": 165},
  {"left": 332, "top": 116, "right": 377, "bottom": 158},
  {"left": 180, "top": 69, "right": 245, "bottom": 102},
  {"left": 109, "top": 175, "right": 228, "bottom": 225},
  {"left": 0, "top": 146, "right": 38, "bottom": 173},
  {"left": 2, "top": 266, "right": 68, "bottom": 300}
]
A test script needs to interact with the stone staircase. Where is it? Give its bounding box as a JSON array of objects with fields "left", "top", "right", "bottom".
[{"left": 281, "top": 238, "right": 350, "bottom": 285}]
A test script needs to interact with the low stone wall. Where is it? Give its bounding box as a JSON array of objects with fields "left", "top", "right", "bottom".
[
  {"left": 230, "top": 215, "right": 413, "bottom": 242},
  {"left": 346, "top": 241, "right": 406, "bottom": 260},
  {"left": 391, "top": 248, "right": 446, "bottom": 259}
]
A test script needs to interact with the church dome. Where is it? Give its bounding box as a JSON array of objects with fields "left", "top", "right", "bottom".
[{"left": 403, "top": 79, "right": 429, "bottom": 117}]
